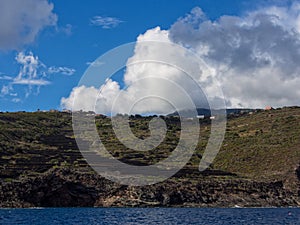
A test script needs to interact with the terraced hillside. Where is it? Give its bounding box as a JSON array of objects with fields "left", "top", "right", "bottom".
[
  {"left": 0, "top": 111, "right": 89, "bottom": 179},
  {"left": 0, "top": 107, "right": 299, "bottom": 207},
  {"left": 214, "top": 107, "right": 300, "bottom": 188}
]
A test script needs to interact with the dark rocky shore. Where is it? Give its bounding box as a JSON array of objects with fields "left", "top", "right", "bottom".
[{"left": 0, "top": 167, "right": 299, "bottom": 208}]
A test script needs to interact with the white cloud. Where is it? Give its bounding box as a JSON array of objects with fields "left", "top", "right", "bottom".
[
  {"left": 86, "top": 61, "right": 105, "bottom": 67},
  {"left": 13, "top": 51, "right": 75, "bottom": 83},
  {"left": 61, "top": 85, "right": 101, "bottom": 112},
  {"left": 169, "top": 4, "right": 300, "bottom": 108},
  {"left": 0, "top": 75, "right": 13, "bottom": 80},
  {"left": 14, "top": 51, "right": 48, "bottom": 85},
  {"left": 90, "top": 16, "right": 123, "bottom": 29},
  {"left": 0, "top": 84, "right": 18, "bottom": 99},
  {"left": 48, "top": 66, "right": 76, "bottom": 76},
  {"left": 1, "top": 51, "right": 75, "bottom": 101},
  {"left": 1, "top": 85, "right": 12, "bottom": 96},
  {"left": 62, "top": 3, "right": 300, "bottom": 113},
  {"left": 12, "top": 98, "right": 21, "bottom": 103},
  {"left": 12, "top": 79, "right": 50, "bottom": 86},
  {"left": 9, "top": 51, "right": 50, "bottom": 98},
  {"left": 0, "top": 0, "right": 57, "bottom": 50},
  {"left": 61, "top": 27, "right": 211, "bottom": 114}
]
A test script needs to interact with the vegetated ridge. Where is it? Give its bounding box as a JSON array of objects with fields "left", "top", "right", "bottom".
[{"left": 0, "top": 107, "right": 300, "bottom": 207}]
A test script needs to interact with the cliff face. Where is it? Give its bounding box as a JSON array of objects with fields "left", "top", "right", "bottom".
[
  {"left": 0, "top": 108, "right": 300, "bottom": 207},
  {"left": 0, "top": 168, "right": 299, "bottom": 208}
]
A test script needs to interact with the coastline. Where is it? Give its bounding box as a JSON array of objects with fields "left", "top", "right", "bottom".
[{"left": 0, "top": 167, "right": 299, "bottom": 208}]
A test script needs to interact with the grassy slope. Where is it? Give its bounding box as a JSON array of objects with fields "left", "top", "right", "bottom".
[
  {"left": 0, "top": 107, "right": 299, "bottom": 190},
  {"left": 213, "top": 107, "right": 300, "bottom": 189}
]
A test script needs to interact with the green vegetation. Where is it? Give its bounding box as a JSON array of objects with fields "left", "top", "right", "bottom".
[
  {"left": 0, "top": 111, "right": 85, "bottom": 179},
  {"left": 213, "top": 107, "right": 300, "bottom": 189},
  {"left": 0, "top": 107, "right": 300, "bottom": 191}
]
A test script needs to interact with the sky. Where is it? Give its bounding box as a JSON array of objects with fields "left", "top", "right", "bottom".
[{"left": 0, "top": 0, "right": 299, "bottom": 113}]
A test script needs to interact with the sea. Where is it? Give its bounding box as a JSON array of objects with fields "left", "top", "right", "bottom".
[{"left": 0, "top": 208, "right": 299, "bottom": 224}]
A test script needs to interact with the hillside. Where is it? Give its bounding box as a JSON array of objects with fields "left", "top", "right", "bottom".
[
  {"left": 0, "top": 107, "right": 300, "bottom": 207},
  {"left": 214, "top": 107, "right": 300, "bottom": 185}
]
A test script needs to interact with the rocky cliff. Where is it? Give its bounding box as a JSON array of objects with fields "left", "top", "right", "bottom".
[{"left": 0, "top": 168, "right": 299, "bottom": 208}]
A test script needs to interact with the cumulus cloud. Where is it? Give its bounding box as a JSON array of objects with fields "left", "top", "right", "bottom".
[
  {"left": 62, "top": 3, "right": 300, "bottom": 113},
  {"left": 60, "top": 81, "right": 120, "bottom": 113},
  {"left": 169, "top": 3, "right": 300, "bottom": 108},
  {"left": 90, "top": 16, "right": 123, "bottom": 29},
  {"left": 0, "top": 0, "right": 57, "bottom": 50},
  {"left": 61, "top": 27, "right": 211, "bottom": 114}
]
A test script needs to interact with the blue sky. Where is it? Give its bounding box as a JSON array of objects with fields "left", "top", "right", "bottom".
[{"left": 0, "top": 0, "right": 299, "bottom": 112}]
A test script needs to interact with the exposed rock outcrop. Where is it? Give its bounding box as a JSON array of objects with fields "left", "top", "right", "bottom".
[{"left": 0, "top": 168, "right": 299, "bottom": 208}]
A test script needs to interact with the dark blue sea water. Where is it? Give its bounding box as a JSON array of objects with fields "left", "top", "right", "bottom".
[{"left": 0, "top": 208, "right": 299, "bottom": 224}]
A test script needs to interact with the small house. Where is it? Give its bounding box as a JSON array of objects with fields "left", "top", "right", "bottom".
[{"left": 196, "top": 115, "right": 205, "bottom": 119}]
